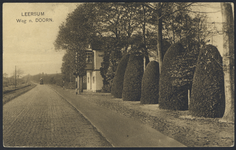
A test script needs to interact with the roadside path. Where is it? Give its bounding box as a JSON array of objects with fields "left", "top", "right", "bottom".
[{"left": 52, "top": 85, "right": 186, "bottom": 147}]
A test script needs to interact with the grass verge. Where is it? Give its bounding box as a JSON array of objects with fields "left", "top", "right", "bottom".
[{"left": 3, "top": 83, "right": 37, "bottom": 105}]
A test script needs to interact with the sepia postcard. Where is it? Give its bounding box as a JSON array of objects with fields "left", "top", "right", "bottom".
[{"left": 2, "top": 2, "right": 234, "bottom": 147}]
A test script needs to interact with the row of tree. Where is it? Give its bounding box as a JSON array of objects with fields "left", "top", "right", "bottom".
[
  {"left": 54, "top": 2, "right": 234, "bottom": 121},
  {"left": 54, "top": 2, "right": 210, "bottom": 92},
  {"left": 112, "top": 43, "right": 225, "bottom": 118}
]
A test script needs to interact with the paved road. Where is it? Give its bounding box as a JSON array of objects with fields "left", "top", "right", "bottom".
[
  {"left": 3, "top": 84, "right": 111, "bottom": 147},
  {"left": 52, "top": 86, "right": 186, "bottom": 147}
]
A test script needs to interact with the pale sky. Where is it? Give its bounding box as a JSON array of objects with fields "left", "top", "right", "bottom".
[
  {"left": 3, "top": 3, "right": 79, "bottom": 76},
  {"left": 191, "top": 2, "right": 225, "bottom": 56},
  {"left": 2, "top": 3, "right": 233, "bottom": 77}
]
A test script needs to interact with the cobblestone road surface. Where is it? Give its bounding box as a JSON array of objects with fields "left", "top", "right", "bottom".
[{"left": 3, "top": 85, "right": 111, "bottom": 147}]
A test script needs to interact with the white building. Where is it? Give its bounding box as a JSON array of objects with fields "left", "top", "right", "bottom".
[{"left": 85, "top": 45, "right": 104, "bottom": 92}]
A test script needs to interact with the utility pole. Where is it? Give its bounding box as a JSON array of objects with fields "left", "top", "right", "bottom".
[
  {"left": 220, "top": 2, "right": 234, "bottom": 123},
  {"left": 15, "top": 66, "right": 16, "bottom": 90},
  {"left": 75, "top": 50, "right": 82, "bottom": 95},
  {"left": 75, "top": 51, "right": 79, "bottom": 95}
]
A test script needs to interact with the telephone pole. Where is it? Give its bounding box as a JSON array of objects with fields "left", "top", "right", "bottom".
[
  {"left": 15, "top": 66, "right": 16, "bottom": 90},
  {"left": 74, "top": 51, "right": 81, "bottom": 95}
]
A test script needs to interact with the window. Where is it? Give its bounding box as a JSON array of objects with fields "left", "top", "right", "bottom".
[
  {"left": 86, "top": 52, "right": 93, "bottom": 63},
  {"left": 93, "top": 77, "right": 95, "bottom": 83}
]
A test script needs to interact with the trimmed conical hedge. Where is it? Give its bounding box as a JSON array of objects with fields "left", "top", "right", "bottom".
[
  {"left": 122, "top": 53, "right": 144, "bottom": 101},
  {"left": 159, "top": 43, "right": 189, "bottom": 110},
  {"left": 190, "top": 45, "right": 225, "bottom": 118},
  {"left": 111, "top": 54, "right": 130, "bottom": 98},
  {"left": 140, "top": 61, "right": 159, "bottom": 104}
]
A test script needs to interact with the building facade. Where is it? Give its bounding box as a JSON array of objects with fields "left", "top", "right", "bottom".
[{"left": 85, "top": 47, "right": 104, "bottom": 92}]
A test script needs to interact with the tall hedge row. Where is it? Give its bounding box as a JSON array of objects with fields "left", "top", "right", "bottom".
[
  {"left": 111, "top": 54, "right": 130, "bottom": 98},
  {"left": 140, "top": 61, "right": 159, "bottom": 104},
  {"left": 190, "top": 45, "right": 225, "bottom": 118},
  {"left": 122, "top": 53, "right": 144, "bottom": 101},
  {"left": 159, "top": 43, "right": 189, "bottom": 110}
]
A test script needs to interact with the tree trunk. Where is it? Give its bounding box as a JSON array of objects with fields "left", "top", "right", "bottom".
[
  {"left": 142, "top": 4, "right": 147, "bottom": 71},
  {"left": 143, "top": 56, "right": 146, "bottom": 71},
  {"left": 79, "top": 76, "right": 83, "bottom": 93},
  {"left": 156, "top": 3, "right": 162, "bottom": 73},
  {"left": 220, "top": 3, "right": 234, "bottom": 123}
]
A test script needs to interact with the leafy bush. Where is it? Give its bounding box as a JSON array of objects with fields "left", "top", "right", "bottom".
[
  {"left": 111, "top": 54, "right": 130, "bottom": 98},
  {"left": 159, "top": 43, "right": 189, "bottom": 110},
  {"left": 122, "top": 53, "right": 144, "bottom": 101},
  {"left": 101, "top": 84, "right": 112, "bottom": 93},
  {"left": 64, "top": 82, "right": 76, "bottom": 89},
  {"left": 140, "top": 61, "right": 159, "bottom": 104},
  {"left": 190, "top": 45, "right": 225, "bottom": 118}
]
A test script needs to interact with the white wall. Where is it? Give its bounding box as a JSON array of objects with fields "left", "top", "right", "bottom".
[
  {"left": 91, "top": 70, "right": 103, "bottom": 92},
  {"left": 86, "top": 71, "right": 92, "bottom": 91},
  {"left": 93, "top": 50, "right": 104, "bottom": 70},
  {"left": 92, "top": 71, "right": 96, "bottom": 92},
  {"left": 86, "top": 50, "right": 104, "bottom": 92},
  {"left": 95, "top": 71, "right": 103, "bottom": 91}
]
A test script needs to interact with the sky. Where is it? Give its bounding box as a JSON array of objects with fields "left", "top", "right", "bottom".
[
  {"left": 2, "top": 3, "right": 233, "bottom": 77},
  {"left": 191, "top": 3, "right": 224, "bottom": 54},
  {"left": 190, "top": 2, "right": 233, "bottom": 56},
  {"left": 3, "top": 3, "right": 79, "bottom": 76}
]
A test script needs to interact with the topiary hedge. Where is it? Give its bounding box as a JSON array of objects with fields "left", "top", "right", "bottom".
[
  {"left": 140, "top": 61, "right": 159, "bottom": 104},
  {"left": 190, "top": 45, "right": 225, "bottom": 118},
  {"left": 111, "top": 54, "right": 130, "bottom": 98},
  {"left": 159, "top": 43, "right": 189, "bottom": 110},
  {"left": 122, "top": 53, "right": 144, "bottom": 101}
]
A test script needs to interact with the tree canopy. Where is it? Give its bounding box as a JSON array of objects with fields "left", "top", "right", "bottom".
[
  {"left": 54, "top": 2, "right": 211, "bottom": 91},
  {"left": 54, "top": 4, "right": 98, "bottom": 77}
]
